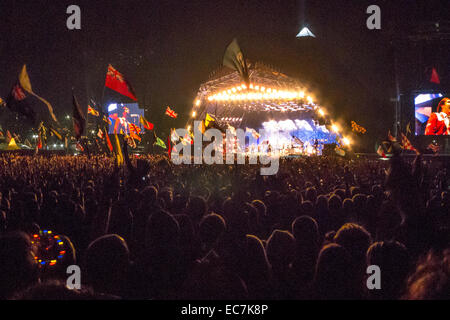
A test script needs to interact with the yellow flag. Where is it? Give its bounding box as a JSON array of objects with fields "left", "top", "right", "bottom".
[
  {"left": 205, "top": 113, "right": 215, "bottom": 128},
  {"left": 114, "top": 134, "right": 124, "bottom": 166},
  {"left": 19, "top": 65, "right": 58, "bottom": 122}
]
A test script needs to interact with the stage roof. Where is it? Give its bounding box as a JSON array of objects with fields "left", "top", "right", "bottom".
[{"left": 190, "top": 62, "right": 318, "bottom": 128}]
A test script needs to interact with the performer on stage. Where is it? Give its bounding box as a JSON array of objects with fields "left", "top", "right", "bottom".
[
  {"left": 113, "top": 106, "right": 131, "bottom": 134},
  {"left": 425, "top": 97, "right": 450, "bottom": 135}
]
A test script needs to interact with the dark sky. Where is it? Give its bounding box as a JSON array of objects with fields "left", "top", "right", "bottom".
[{"left": 0, "top": 0, "right": 449, "bottom": 150}]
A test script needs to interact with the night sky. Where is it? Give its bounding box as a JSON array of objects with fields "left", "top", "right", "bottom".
[{"left": 0, "top": 0, "right": 448, "bottom": 151}]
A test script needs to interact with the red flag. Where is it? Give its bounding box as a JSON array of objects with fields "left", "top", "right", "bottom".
[
  {"left": 387, "top": 130, "right": 396, "bottom": 142},
  {"left": 168, "top": 135, "right": 172, "bottom": 160},
  {"left": 165, "top": 106, "right": 178, "bottom": 118},
  {"left": 105, "top": 64, "right": 137, "bottom": 101},
  {"left": 430, "top": 68, "right": 440, "bottom": 84},
  {"left": 139, "top": 115, "right": 154, "bottom": 130},
  {"left": 104, "top": 130, "right": 113, "bottom": 152},
  {"left": 37, "top": 136, "right": 42, "bottom": 149},
  {"left": 6, "top": 130, "right": 12, "bottom": 143}
]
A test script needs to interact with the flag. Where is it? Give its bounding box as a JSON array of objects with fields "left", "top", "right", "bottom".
[
  {"left": 223, "top": 38, "right": 249, "bottom": 86},
  {"left": 6, "top": 130, "right": 12, "bottom": 143},
  {"left": 377, "top": 144, "right": 386, "bottom": 158},
  {"left": 168, "top": 136, "right": 172, "bottom": 160},
  {"left": 97, "top": 128, "right": 104, "bottom": 139},
  {"left": 387, "top": 130, "right": 396, "bottom": 142},
  {"left": 87, "top": 105, "right": 100, "bottom": 117},
  {"left": 105, "top": 64, "right": 137, "bottom": 101},
  {"left": 205, "top": 113, "right": 216, "bottom": 128},
  {"left": 72, "top": 93, "right": 86, "bottom": 140},
  {"left": 75, "top": 141, "right": 84, "bottom": 152},
  {"left": 400, "top": 133, "right": 419, "bottom": 154},
  {"left": 113, "top": 134, "right": 124, "bottom": 165},
  {"left": 104, "top": 130, "right": 113, "bottom": 153},
  {"left": 129, "top": 123, "right": 141, "bottom": 141},
  {"left": 139, "top": 115, "right": 154, "bottom": 130},
  {"left": 103, "top": 115, "right": 112, "bottom": 125},
  {"left": 405, "top": 122, "right": 412, "bottom": 136},
  {"left": 430, "top": 67, "right": 440, "bottom": 84},
  {"left": 154, "top": 135, "right": 167, "bottom": 149},
  {"left": 427, "top": 143, "right": 440, "bottom": 154},
  {"left": 49, "top": 127, "right": 63, "bottom": 141},
  {"left": 165, "top": 106, "right": 178, "bottom": 118},
  {"left": 18, "top": 65, "right": 58, "bottom": 122},
  {"left": 6, "top": 83, "right": 37, "bottom": 125}
]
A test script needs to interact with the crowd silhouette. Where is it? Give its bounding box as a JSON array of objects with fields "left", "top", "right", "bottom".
[{"left": 0, "top": 149, "right": 449, "bottom": 300}]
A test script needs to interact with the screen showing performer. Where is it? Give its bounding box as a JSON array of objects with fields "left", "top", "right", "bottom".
[
  {"left": 414, "top": 94, "right": 450, "bottom": 135},
  {"left": 107, "top": 103, "right": 144, "bottom": 135}
]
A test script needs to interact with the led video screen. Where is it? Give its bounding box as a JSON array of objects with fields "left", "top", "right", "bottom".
[
  {"left": 414, "top": 93, "right": 450, "bottom": 135},
  {"left": 107, "top": 103, "right": 144, "bottom": 135}
]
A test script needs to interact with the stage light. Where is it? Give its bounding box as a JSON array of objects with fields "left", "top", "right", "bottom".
[
  {"left": 342, "top": 137, "right": 351, "bottom": 146},
  {"left": 208, "top": 96, "right": 213, "bottom": 101},
  {"left": 261, "top": 86, "right": 266, "bottom": 92},
  {"left": 307, "top": 96, "right": 313, "bottom": 104},
  {"left": 331, "top": 124, "right": 340, "bottom": 133},
  {"left": 241, "top": 84, "right": 247, "bottom": 89},
  {"left": 255, "top": 85, "right": 260, "bottom": 91},
  {"left": 232, "top": 87, "right": 237, "bottom": 92}
]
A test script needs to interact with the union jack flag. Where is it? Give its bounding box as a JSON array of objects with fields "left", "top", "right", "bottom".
[{"left": 165, "top": 106, "right": 178, "bottom": 118}]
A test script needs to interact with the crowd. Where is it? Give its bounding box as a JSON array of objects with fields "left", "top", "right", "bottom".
[{"left": 0, "top": 148, "right": 449, "bottom": 300}]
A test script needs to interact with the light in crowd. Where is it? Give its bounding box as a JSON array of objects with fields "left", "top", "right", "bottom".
[
  {"left": 192, "top": 111, "right": 196, "bottom": 117},
  {"left": 195, "top": 99, "right": 201, "bottom": 106},
  {"left": 318, "top": 108, "right": 325, "bottom": 116}
]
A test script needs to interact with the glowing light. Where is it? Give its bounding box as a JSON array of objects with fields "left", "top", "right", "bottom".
[
  {"left": 187, "top": 125, "right": 191, "bottom": 131},
  {"left": 192, "top": 111, "right": 196, "bottom": 117},
  {"left": 195, "top": 99, "right": 201, "bottom": 106},
  {"left": 307, "top": 96, "right": 314, "bottom": 104},
  {"left": 331, "top": 124, "right": 340, "bottom": 133},
  {"left": 342, "top": 137, "right": 351, "bottom": 146},
  {"left": 208, "top": 96, "right": 213, "bottom": 101},
  {"left": 318, "top": 109, "right": 325, "bottom": 116}
]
